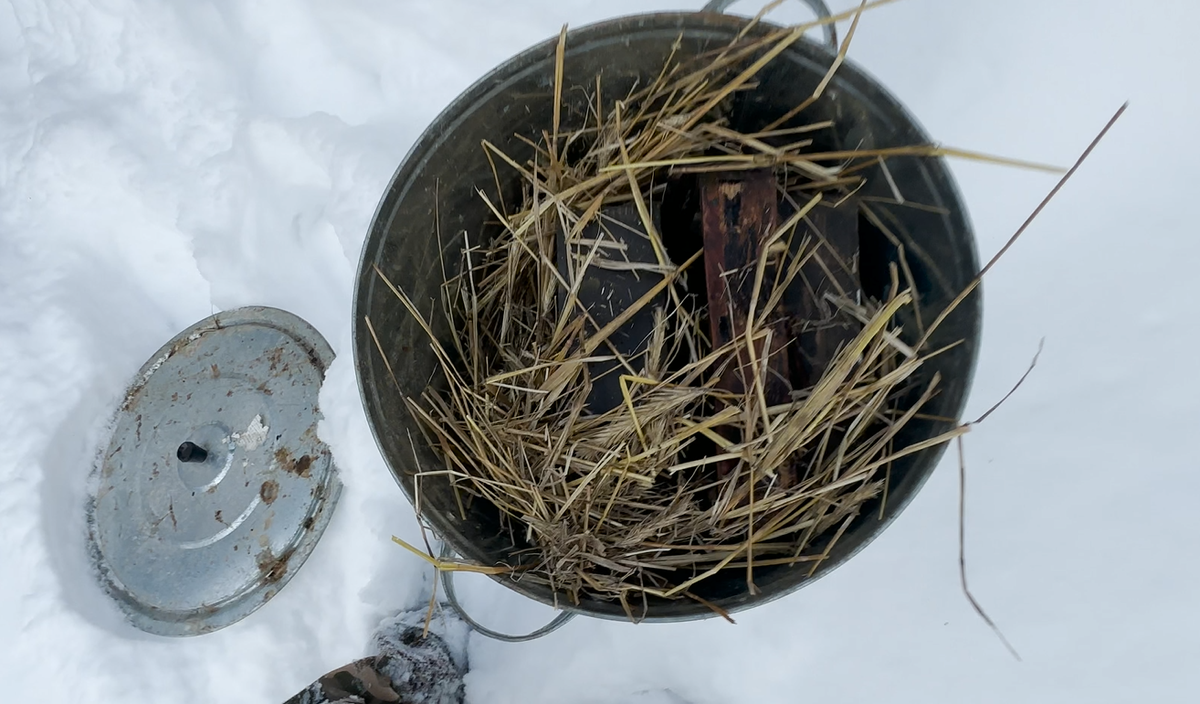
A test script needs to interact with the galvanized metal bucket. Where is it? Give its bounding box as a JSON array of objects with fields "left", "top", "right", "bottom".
[{"left": 353, "top": 1, "right": 981, "bottom": 634}]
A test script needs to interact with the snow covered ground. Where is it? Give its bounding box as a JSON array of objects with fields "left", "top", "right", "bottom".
[{"left": 1, "top": 1, "right": 1197, "bottom": 702}]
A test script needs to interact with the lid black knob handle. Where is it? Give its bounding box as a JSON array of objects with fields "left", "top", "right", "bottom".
[{"left": 177, "top": 442, "right": 208, "bottom": 463}]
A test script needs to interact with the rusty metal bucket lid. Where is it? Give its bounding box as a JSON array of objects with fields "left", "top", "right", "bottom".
[{"left": 87, "top": 306, "right": 342, "bottom": 637}]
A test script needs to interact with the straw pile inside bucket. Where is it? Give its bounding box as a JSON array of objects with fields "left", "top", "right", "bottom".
[{"left": 376, "top": 13, "right": 981, "bottom": 617}]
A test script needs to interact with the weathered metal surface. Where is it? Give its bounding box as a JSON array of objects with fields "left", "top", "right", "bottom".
[
  {"left": 88, "top": 306, "right": 341, "bottom": 637},
  {"left": 556, "top": 203, "right": 666, "bottom": 414},
  {"left": 788, "top": 199, "right": 862, "bottom": 390},
  {"left": 700, "top": 170, "right": 792, "bottom": 488},
  {"left": 700, "top": 169, "right": 791, "bottom": 402}
]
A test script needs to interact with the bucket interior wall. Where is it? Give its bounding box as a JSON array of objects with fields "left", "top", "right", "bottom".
[{"left": 354, "top": 12, "right": 981, "bottom": 621}]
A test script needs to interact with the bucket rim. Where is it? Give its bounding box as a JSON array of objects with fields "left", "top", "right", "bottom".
[{"left": 352, "top": 9, "right": 982, "bottom": 623}]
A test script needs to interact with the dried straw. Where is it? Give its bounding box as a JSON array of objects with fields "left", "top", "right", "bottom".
[{"left": 378, "top": 16, "right": 1017, "bottom": 614}]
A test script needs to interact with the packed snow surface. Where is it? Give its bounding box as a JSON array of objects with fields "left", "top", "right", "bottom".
[{"left": 1, "top": 1, "right": 1197, "bottom": 702}]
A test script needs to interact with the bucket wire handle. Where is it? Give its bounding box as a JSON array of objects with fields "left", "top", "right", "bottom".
[
  {"left": 439, "top": 543, "right": 576, "bottom": 643},
  {"left": 703, "top": 0, "right": 839, "bottom": 50}
]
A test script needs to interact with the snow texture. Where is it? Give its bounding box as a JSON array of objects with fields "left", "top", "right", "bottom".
[
  {"left": 1, "top": 1, "right": 1198, "bottom": 703},
  {"left": 374, "top": 607, "right": 471, "bottom": 674},
  {"left": 372, "top": 609, "right": 469, "bottom": 704}
]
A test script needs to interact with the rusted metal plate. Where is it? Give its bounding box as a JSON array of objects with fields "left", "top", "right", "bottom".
[
  {"left": 87, "top": 306, "right": 341, "bottom": 637},
  {"left": 700, "top": 170, "right": 793, "bottom": 490},
  {"left": 699, "top": 169, "right": 791, "bottom": 403}
]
